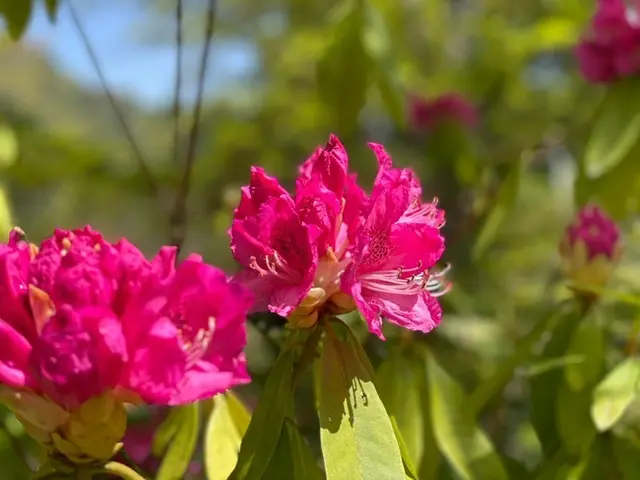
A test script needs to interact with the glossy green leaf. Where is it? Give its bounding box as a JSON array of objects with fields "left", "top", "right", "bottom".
[
  {"left": 472, "top": 155, "right": 523, "bottom": 260},
  {"left": 204, "top": 392, "right": 251, "bottom": 480},
  {"left": 530, "top": 307, "right": 582, "bottom": 457},
  {"left": 234, "top": 347, "right": 295, "bottom": 480},
  {"left": 319, "top": 322, "right": 405, "bottom": 480},
  {"left": 555, "top": 381, "right": 596, "bottom": 455},
  {"left": 156, "top": 404, "right": 200, "bottom": 480},
  {"left": 0, "top": 125, "right": 18, "bottom": 167},
  {"left": 584, "top": 79, "right": 640, "bottom": 179},
  {"left": 591, "top": 358, "right": 640, "bottom": 432},
  {"left": 377, "top": 351, "right": 424, "bottom": 467},
  {"left": 426, "top": 352, "right": 508, "bottom": 480},
  {"left": 564, "top": 318, "right": 604, "bottom": 392},
  {"left": 0, "top": 0, "right": 33, "bottom": 39},
  {"left": 263, "top": 418, "right": 323, "bottom": 480}
]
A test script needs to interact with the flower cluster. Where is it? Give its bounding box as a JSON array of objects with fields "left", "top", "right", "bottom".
[
  {"left": 576, "top": 0, "right": 640, "bottom": 83},
  {"left": 559, "top": 204, "right": 622, "bottom": 293},
  {"left": 230, "top": 135, "right": 450, "bottom": 338},
  {"left": 409, "top": 93, "right": 478, "bottom": 131},
  {"left": 0, "top": 227, "right": 252, "bottom": 463}
]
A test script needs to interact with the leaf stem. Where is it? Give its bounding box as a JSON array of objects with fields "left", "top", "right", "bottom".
[
  {"left": 102, "top": 461, "right": 148, "bottom": 480},
  {"left": 172, "top": 0, "right": 184, "bottom": 166}
]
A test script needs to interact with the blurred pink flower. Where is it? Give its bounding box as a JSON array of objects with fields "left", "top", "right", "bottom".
[
  {"left": 231, "top": 135, "right": 449, "bottom": 337},
  {"left": 408, "top": 93, "right": 478, "bottom": 131},
  {"left": 577, "top": 0, "right": 640, "bottom": 83},
  {"left": 559, "top": 204, "right": 622, "bottom": 291}
]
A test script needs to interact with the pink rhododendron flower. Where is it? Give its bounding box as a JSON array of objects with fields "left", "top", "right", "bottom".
[
  {"left": 577, "top": 0, "right": 640, "bottom": 83},
  {"left": 409, "top": 93, "right": 478, "bottom": 131},
  {"left": 0, "top": 226, "right": 252, "bottom": 461},
  {"left": 230, "top": 135, "right": 449, "bottom": 338},
  {"left": 559, "top": 204, "right": 622, "bottom": 292}
]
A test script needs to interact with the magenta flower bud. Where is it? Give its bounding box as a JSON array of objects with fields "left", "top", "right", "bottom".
[{"left": 559, "top": 205, "right": 622, "bottom": 292}]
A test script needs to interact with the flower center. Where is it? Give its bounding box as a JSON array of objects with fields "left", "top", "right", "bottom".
[
  {"left": 360, "top": 262, "right": 451, "bottom": 297},
  {"left": 174, "top": 313, "right": 216, "bottom": 367}
]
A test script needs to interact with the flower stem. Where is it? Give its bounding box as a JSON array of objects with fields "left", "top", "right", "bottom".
[
  {"left": 102, "top": 462, "right": 148, "bottom": 480},
  {"left": 291, "top": 324, "right": 324, "bottom": 390}
]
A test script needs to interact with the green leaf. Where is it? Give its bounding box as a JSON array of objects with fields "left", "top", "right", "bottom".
[
  {"left": 152, "top": 407, "right": 183, "bottom": 457},
  {"left": 584, "top": 79, "right": 640, "bottom": 179},
  {"left": 472, "top": 155, "right": 524, "bottom": 260},
  {"left": 555, "top": 381, "right": 597, "bottom": 455},
  {"left": 591, "top": 358, "right": 640, "bottom": 432},
  {"left": 0, "top": 0, "right": 33, "bottom": 39},
  {"left": 156, "top": 404, "right": 200, "bottom": 480},
  {"left": 389, "top": 417, "right": 419, "bottom": 480},
  {"left": 426, "top": 351, "right": 508, "bottom": 480},
  {"left": 564, "top": 318, "right": 603, "bottom": 392},
  {"left": 530, "top": 307, "right": 582, "bottom": 457},
  {"left": 44, "top": 0, "right": 58, "bottom": 22},
  {"left": 234, "top": 347, "right": 295, "bottom": 480},
  {"left": 316, "top": 3, "right": 372, "bottom": 136},
  {"left": 263, "top": 418, "right": 324, "bottom": 480},
  {"left": 0, "top": 187, "right": 13, "bottom": 241},
  {"left": 376, "top": 351, "right": 424, "bottom": 467},
  {"left": 0, "top": 125, "right": 18, "bottom": 167},
  {"left": 523, "top": 355, "right": 586, "bottom": 377},
  {"left": 319, "top": 321, "right": 405, "bottom": 480},
  {"left": 204, "top": 392, "right": 251, "bottom": 480}
]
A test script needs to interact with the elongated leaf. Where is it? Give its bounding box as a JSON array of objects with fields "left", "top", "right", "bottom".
[
  {"left": 530, "top": 307, "right": 582, "bottom": 457},
  {"left": 472, "top": 155, "right": 524, "bottom": 260},
  {"left": 555, "top": 381, "right": 596, "bottom": 455},
  {"left": 591, "top": 358, "right": 640, "bottom": 432},
  {"left": 389, "top": 417, "right": 419, "bottom": 480},
  {"left": 613, "top": 435, "right": 640, "bottom": 479},
  {"left": 234, "top": 347, "right": 295, "bottom": 480},
  {"left": 204, "top": 392, "right": 251, "bottom": 480},
  {"left": 585, "top": 79, "right": 640, "bottom": 178},
  {"left": 263, "top": 418, "right": 323, "bottom": 480},
  {"left": 564, "top": 318, "right": 603, "bottom": 392},
  {"left": 0, "top": 0, "right": 33, "bottom": 39},
  {"left": 152, "top": 408, "right": 183, "bottom": 457},
  {"left": 319, "top": 322, "right": 405, "bottom": 480},
  {"left": 523, "top": 355, "right": 586, "bottom": 377},
  {"left": 156, "top": 404, "right": 200, "bottom": 480},
  {"left": 0, "top": 125, "right": 18, "bottom": 167},
  {"left": 377, "top": 351, "right": 424, "bottom": 467},
  {"left": 426, "top": 352, "right": 508, "bottom": 480}
]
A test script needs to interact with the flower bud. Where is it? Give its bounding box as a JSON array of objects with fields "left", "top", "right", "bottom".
[{"left": 559, "top": 205, "right": 622, "bottom": 293}]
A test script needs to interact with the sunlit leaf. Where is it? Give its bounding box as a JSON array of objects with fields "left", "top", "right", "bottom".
[
  {"left": 584, "top": 79, "right": 640, "bottom": 179},
  {"left": 319, "top": 321, "right": 405, "bottom": 480},
  {"left": 234, "top": 347, "right": 295, "bottom": 480},
  {"left": 426, "top": 351, "right": 508, "bottom": 480},
  {"left": 156, "top": 404, "right": 200, "bottom": 480},
  {"left": 591, "top": 358, "right": 640, "bottom": 432},
  {"left": 204, "top": 392, "right": 251, "bottom": 480}
]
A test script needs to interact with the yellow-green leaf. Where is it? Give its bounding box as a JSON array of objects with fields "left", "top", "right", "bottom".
[
  {"left": 319, "top": 321, "right": 405, "bottom": 480},
  {"left": 0, "top": 0, "right": 33, "bottom": 39},
  {"left": 156, "top": 404, "right": 200, "bottom": 480},
  {"left": 591, "top": 358, "right": 640, "bottom": 432},
  {"left": 556, "top": 381, "right": 596, "bottom": 455},
  {"left": 204, "top": 392, "right": 251, "bottom": 480},
  {"left": 0, "top": 125, "right": 18, "bottom": 167},
  {"left": 564, "top": 318, "right": 603, "bottom": 392}
]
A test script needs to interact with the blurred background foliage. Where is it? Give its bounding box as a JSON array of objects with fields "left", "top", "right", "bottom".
[{"left": 2, "top": 0, "right": 640, "bottom": 478}]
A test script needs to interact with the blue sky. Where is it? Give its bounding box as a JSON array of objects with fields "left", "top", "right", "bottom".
[{"left": 24, "top": 1, "right": 257, "bottom": 109}]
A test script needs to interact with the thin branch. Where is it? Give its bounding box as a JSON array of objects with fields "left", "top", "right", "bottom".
[
  {"left": 172, "top": 0, "right": 184, "bottom": 165},
  {"left": 67, "top": 1, "right": 159, "bottom": 198},
  {"left": 169, "top": 0, "right": 217, "bottom": 252}
]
